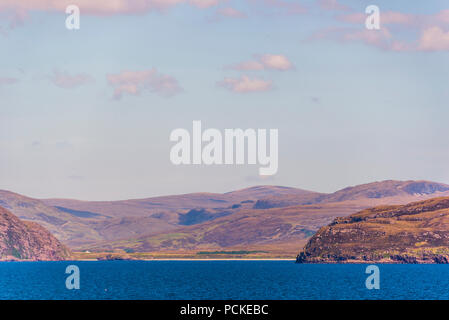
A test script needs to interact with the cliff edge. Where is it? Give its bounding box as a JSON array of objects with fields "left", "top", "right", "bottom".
[
  {"left": 0, "top": 206, "right": 70, "bottom": 261},
  {"left": 297, "top": 197, "right": 449, "bottom": 264}
]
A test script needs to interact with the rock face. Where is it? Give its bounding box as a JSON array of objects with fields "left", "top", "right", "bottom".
[
  {"left": 0, "top": 206, "right": 70, "bottom": 261},
  {"left": 297, "top": 197, "right": 449, "bottom": 264}
]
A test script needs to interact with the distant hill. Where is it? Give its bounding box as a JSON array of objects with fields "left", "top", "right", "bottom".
[
  {"left": 319, "top": 180, "right": 449, "bottom": 203},
  {"left": 3, "top": 180, "right": 449, "bottom": 255},
  {"left": 253, "top": 180, "right": 449, "bottom": 209},
  {"left": 297, "top": 196, "right": 449, "bottom": 264},
  {"left": 0, "top": 206, "right": 69, "bottom": 261},
  {"left": 0, "top": 185, "right": 314, "bottom": 247},
  {"left": 81, "top": 181, "right": 449, "bottom": 255},
  {"left": 43, "top": 185, "right": 316, "bottom": 218},
  {"left": 224, "top": 185, "right": 318, "bottom": 200},
  {"left": 0, "top": 190, "right": 106, "bottom": 246}
]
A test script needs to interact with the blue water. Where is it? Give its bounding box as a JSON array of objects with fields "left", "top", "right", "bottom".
[{"left": 0, "top": 261, "right": 448, "bottom": 300}]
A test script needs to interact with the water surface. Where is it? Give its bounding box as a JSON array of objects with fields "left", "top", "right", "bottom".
[{"left": 0, "top": 261, "right": 447, "bottom": 300}]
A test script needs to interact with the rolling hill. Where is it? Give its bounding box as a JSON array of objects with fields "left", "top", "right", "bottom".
[
  {"left": 0, "top": 186, "right": 316, "bottom": 247},
  {"left": 0, "top": 190, "right": 105, "bottom": 246},
  {"left": 2, "top": 180, "right": 449, "bottom": 256},
  {"left": 75, "top": 180, "right": 449, "bottom": 255},
  {"left": 253, "top": 180, "right": 449, "bottom": 209}
]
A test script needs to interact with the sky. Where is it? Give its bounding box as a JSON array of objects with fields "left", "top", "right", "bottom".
[{"left": 0, "top": 0, "right": 449, "bottom": 200}]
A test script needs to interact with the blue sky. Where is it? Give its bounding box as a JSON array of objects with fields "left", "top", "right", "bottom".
[{"left": 1, "top": 0, "right": 449, "bottom": 200}]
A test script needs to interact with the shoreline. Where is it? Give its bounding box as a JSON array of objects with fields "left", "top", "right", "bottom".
[
  {"left": 75, "top": 258, "right": 296, "bottom": 261},
  {"left": 0, "top": 258, "right": 296, "bottom": 262}
]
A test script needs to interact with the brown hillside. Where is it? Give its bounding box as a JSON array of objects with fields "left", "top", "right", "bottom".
[
  {"left": 0, "top": 206, "right": 70, "bottom": 261},
  {"left": 297, "top": 196, "right": 449, "bottom": 264}
]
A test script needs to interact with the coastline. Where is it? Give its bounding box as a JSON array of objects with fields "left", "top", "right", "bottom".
[{"left": 143, "top": 258, "right": 294, "bottom": 261}]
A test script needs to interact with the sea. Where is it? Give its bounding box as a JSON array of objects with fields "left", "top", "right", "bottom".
[{"left": 0, "top": 260, "right": 448, "bottom": 300}]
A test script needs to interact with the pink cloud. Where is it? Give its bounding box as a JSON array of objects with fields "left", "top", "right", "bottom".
[
  {"left": 0, "top": 8, "right": 29, "bottom": 34},
  {"left": 322, "top": 7, "right": 449, "bottom": 52},
  {"left": 342, "top": 28, "right": 392, "bottom": 48},
  {"left": 337, "top": 9, "right": 449, "bottom": 30},
  {"left": 218, "top": 75, "right": 272, "bottom": 93},
  {"left": 217, "top": 7, "right": 247, "bottom": 19},
  {"left": 107, "top": 69, "right": 182, "bottom": 99},
  {"left": 318, "top": 0, "right": 349, "bottom": 12},
  {"left": 337, "top": 11, "right": 416, "bottom": 26},
  {"left": 0, "top": 77, "right": 18, "bottom": 86},
  {"left": 418, "top": 27, "right": 449, "bottom": 51},
  {"left": 259, "top": 54, "right": 294, "bottom": 71},
  {"left": 227, "top": 54, "right": 294, "bottom": 71},
  {"left": 313, "top": 25, "right": 449, "bottom": 52},
  {"left": 382, "top": 11, "right": 416, "bottom": 25},
  {"left": 49, "top": 70, "right": 93, "bottom": 89},
  {"left": 227, "top": 60, "right": 265, "bottom": 71},
  {"left": 336, "top": 12, "right": 364, "bottom": 24},
  {"left": 0, "top": 0, "right": 222, "bottom": 16},
  {"left": 248, "top": 0, "right": 307, "bottom": 15},
  {"left": 435, "top": 10, "right": 449, "bottom": 25},
  {"left": 7, "top": 8, "right": 28, "bottom": 29},
  {"left": 189, "top": 0, "right": 220, "bottom": 9},
  {"left": 311, "top": 26, "right": 398, "bottom": 51}
]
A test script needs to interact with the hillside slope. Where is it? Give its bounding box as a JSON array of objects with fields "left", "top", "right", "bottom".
[
  {"left": 0, "top": 206, "right": 70, "bottom": 260},
  {"left": 0, "top": 190, "right": 106, "bottom": 246},
  {"left": 82, "top": 182, "right": 449, "bottom": 255},
  {"left": 3, "top": 181, "right": 449, "bottom": 253},
  {"left": 297, "top": 197, "right": 449, "bottom": 264},
  {"left": 253, "top": 180, "right": 449, "bottom": 209},
  {"left": 43, "top": 185, "right": 317, "bottom": 220},
  {"left": 1, "top": 186, "right": 315, "bottom": 247}
]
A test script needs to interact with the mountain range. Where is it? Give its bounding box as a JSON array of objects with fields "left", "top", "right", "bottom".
[{"left": 1, "top": 180, "right": 449, "bottom": 257}]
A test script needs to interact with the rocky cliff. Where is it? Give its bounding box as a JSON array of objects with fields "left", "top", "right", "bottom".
[
  {"left": 0, "top": 206, "right": 70, "bottom": 261},
  {"left": 297, "top": 197, "right": 449, "bottom": 264}
]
